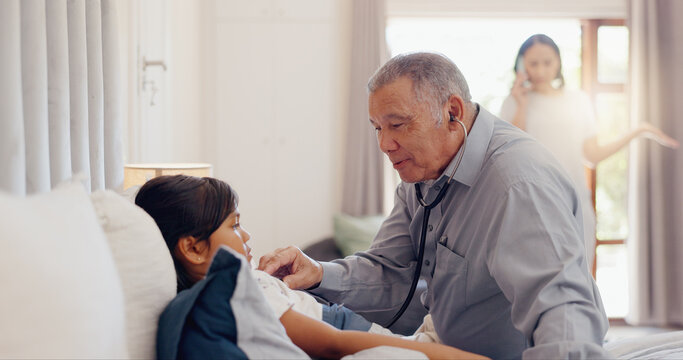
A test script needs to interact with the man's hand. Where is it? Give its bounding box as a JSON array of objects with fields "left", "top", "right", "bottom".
[{"left": 258, "top": 246, "right": 324, "bottom": 290}]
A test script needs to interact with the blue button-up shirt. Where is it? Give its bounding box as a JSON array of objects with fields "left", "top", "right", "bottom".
[{"left": 312, "top": 107, "right": 609, "bottom": 359}]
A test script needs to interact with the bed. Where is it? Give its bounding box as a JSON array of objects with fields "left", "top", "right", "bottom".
[{"left": 605, "top": 330, "right": 683, "bottom": 359}]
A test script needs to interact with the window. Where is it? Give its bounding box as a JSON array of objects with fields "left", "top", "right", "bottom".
[
  {"left": 386, "top": 17, "right": 629, "bottom": 318},
  {"left": 581, "top": 19, "right": 629, "bottom": 319}
]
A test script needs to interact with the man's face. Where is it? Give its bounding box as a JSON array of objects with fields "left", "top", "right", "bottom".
[{"left": 368, "top": 77, "right": 455, "bottom": 183}]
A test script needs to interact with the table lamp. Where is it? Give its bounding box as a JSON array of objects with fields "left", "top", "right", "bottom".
[{"left": 123, "top": 163, "right": 213, "bottom": 190}]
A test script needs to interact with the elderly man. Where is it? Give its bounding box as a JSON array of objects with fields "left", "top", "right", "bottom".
[{"left": 259, "top": 52, "right": 609, "bottom": 359}]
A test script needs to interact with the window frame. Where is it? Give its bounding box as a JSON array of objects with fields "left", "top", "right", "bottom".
[{"left": 581, "top": 19, "right": 627, "bottom": 289}]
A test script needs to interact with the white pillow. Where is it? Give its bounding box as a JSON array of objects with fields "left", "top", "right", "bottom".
[
  {"left": 90, "top": 190, "right": 176, "bottom": 360},
  {"left": 0, "top": 183, "right": 128, "bottom": 359}
]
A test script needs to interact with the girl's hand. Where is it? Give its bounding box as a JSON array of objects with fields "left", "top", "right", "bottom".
[
  {"left": 639, "top": 122, "right": 680, "bottom": 149},
  {"left": 511, "top": 72, "right": 529, "bottom": 107}
]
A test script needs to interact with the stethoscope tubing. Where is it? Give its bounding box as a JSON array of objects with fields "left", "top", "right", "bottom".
[{"left": 384, "top": 118, "right": 468, "bottom": 328}]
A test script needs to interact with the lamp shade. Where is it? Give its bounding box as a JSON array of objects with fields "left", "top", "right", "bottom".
[{"left": 123, "top": 163, "right": 213, "bottom": 190}]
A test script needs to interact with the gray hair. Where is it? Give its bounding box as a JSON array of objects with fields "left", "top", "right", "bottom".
[{"left": 368, "top": 52, "right": 472, "bottom": 124}]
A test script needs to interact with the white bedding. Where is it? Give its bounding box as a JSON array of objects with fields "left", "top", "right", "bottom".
[
  {"left": 349, "top": 330, "right": 683, "bottom": 360},
  {"left": 605, "top": 330, "right": 683, "bottom": 359}
]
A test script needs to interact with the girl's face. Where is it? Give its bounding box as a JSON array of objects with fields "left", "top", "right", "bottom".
[
  {"left": 523, "top": 43, "right": 561, "bottom": 88},
  {"left": 207, "top": 209, "right": 253, "bottom": 263}
]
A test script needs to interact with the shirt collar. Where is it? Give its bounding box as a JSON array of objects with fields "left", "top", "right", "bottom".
[{"left": 434, "top": 105, "right": 494, "bottom": 188}]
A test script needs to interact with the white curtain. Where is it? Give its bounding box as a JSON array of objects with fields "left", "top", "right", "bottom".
[
  {"left": 341, "top": 0, "right": 388, "bottom": 216},
  {"left": 0, "top": 0, "right": 123, "bottom": 196},
  {"left": 627, "top": 0, "right": 683, "bottom": 326}
]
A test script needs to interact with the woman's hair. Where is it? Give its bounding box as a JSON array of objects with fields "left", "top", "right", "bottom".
[
  {"left": 367, "top": 52, "right": 474, "bottom": 124},
  {"left": 514, "top": 34, "right": 565, "bottom": 88},
  {"left": 135, "top": 175, "right": 238, "bottom": 292}
]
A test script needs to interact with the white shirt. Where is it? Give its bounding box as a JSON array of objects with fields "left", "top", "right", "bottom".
[{"left": 251, "top": 269, "right": 322, "bottom": 320}]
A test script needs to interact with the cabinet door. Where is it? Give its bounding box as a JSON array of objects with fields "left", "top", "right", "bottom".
[
  {"left": 214, "top": 21, "right": 278, "bottom": 254},
  {"left": 135, "top": 0, "right": 170, "bottom": 162},
  {"left": 272, "top": 22, "right": 335, "bottom": 252},
  {"left": 211, "top": 2, "right": 338, "bottom": 257}
]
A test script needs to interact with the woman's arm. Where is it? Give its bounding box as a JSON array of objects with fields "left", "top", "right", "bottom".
[
  {"left": 279, "top": 308, "right": 489, "bottom": 360},
  {"left": 582, "top": 122, "right": 679, "bottom": 165}
]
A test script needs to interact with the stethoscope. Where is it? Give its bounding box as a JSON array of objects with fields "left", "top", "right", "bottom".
[{"left": 385, "top": 114, "right": 468, "bottom": 328}]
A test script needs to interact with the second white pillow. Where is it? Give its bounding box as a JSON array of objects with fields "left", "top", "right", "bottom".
[{"left": 91, "top": 190, "right": 177, "bottom": 360}]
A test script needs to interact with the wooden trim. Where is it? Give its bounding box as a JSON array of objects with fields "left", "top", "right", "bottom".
[
  {"left": 581, "top": 20, "right": 598, "bottom": 95},
  {"left": 595, "top": 83, "right": 624, "bottom": 92},
  {"left": 608, "top": 317, "right": 628, "bottom": 326},
  {"left": 582, "top": 20, "right": 599, "bottom": 279},
  {"left": 595, "top": 18, "right": 625, "bottom": 26},
  {"left": 597, "top": 239, "right": 625, "bottom": 246}
]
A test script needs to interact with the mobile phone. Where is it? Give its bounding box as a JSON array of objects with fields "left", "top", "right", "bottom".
[{"left": 515, "top": 57, "right": 530, "bottom": 88}]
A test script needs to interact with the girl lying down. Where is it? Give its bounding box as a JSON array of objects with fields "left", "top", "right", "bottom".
[{"left": 135, "top": 175, "right": 488, "bottom": 360}]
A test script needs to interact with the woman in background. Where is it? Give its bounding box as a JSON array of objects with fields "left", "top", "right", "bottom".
[{"left": 500, "top": 34, "right": 679, "bottom": 267}]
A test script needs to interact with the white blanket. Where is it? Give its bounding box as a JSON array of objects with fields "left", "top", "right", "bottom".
[{"left": 605, "top": 330, "right": 683, "bottom": 359}]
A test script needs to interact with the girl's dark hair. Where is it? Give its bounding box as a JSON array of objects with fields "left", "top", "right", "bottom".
[
  {"left": 134, "top": 175, "right": 238, "bottom": 292},
  {"left": 514, "top": 33, "right": 565, "bottom": 88}
]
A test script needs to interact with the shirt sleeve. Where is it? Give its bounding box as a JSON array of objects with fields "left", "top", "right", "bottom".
[
  {"left": 311, "top": 183, "right": 418, "bottom": 312},
  {"left": 486, "top": 178, "right": 609, "bottom": 359},
  {"left": 499, "top": 95, "right": 518, "bottom": 123},
  {"left": 251, "top": 271, "right": 294, "bottom": 319}
]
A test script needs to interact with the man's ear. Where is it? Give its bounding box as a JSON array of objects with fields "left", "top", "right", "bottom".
[
  {"left": 175, "top": 236, "right": 210, "bottom": 265},
  {"left": 446, "top": 94, "right": 466, "bottom": 129}
]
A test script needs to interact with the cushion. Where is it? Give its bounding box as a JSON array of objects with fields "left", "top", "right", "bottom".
[
  {"left": 90, "top": 190, "right": 176, "bottom": 359},
  {"left": 0, "top": 183, "right": 128, "bottom": 358},
  {"left": 333, "top": 213, "right": 384, "bottom": 257}
]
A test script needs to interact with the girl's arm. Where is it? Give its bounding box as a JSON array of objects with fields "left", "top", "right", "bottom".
[
  {"left": 582, "top": 122, "right": 679, "bottom": 165},
  {"left": 279, "top": 308, "right": 489, "bottom": 360}
]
